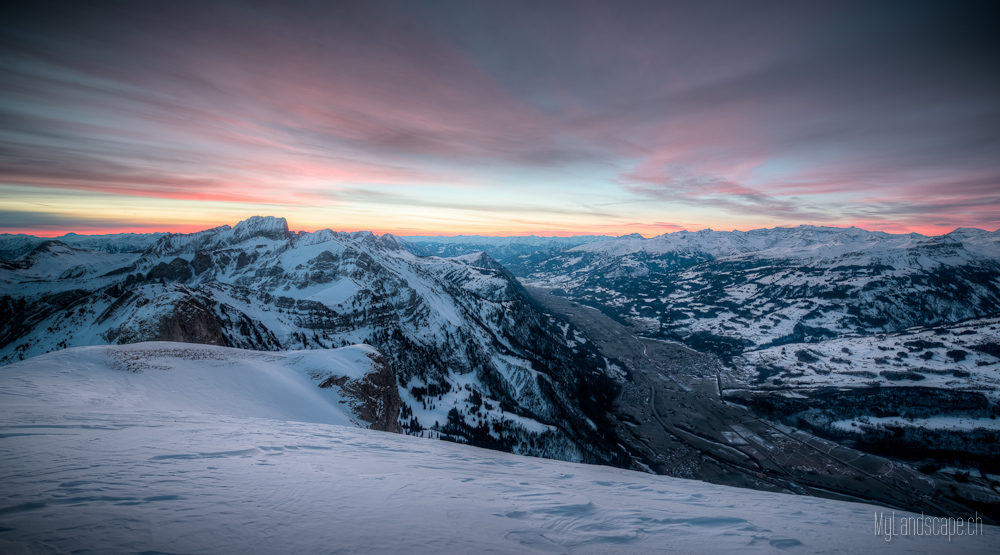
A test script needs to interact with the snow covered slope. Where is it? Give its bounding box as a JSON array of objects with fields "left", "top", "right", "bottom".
[
  {"left": 730, "top": 316, "right": 1000, "bottom": 398},
  {"left": 0, "top": 342, "right": 401, "bottom": 431},
  {"left": 1, "top": 349, "right": 994, "bottom": 554},
  {"left": 723, "top": 316, "right": 1000, "bottom": 466}
]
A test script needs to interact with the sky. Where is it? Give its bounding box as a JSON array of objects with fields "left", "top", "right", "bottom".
[{"left": 1, "top": 0, "right": 998, "bottom": 237}]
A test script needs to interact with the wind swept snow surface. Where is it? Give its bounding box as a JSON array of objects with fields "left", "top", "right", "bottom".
[
  {"left": 0, "top": 347, "right": 994, "bottom": 553},
  {"left": 0, "top": 342, "right": 391, "bottom": 429}
]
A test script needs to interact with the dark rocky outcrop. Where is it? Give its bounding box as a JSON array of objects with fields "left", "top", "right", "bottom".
[
  {"left": 191, "top": 251, "right": 213, "bottom": 275},
  {"left": 109, "top": 293, "right": 226, "bottom": 347},
  {"left": 146, "top": 257, "right": 193, "bottom": 283},
  {"left": 320, "top": 351, "right": 403, "bottom": 433},
  {"left": 235, "top": 251, "right": 251, "bottom": 270},
  {"left": 155, "top": 296, "right": 228, "bottom": 346}
]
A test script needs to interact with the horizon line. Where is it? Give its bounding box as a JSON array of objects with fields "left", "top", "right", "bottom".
[{"left": 2, "top": 216, "right": 997, "bottom": 240}]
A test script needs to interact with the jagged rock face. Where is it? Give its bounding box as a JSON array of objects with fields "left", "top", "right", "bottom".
[
  {"left": 131, "top": 294, "right": 225, "bottom": 346},
  {"left": 146, "top": 257, "right": 194, "bottom": 283},
  {"left": 0, "top": 217, "right": 629, "bottom": 468},
  {"left": 191, "top": 251, "right": 213, "bottom": 275},
  {"left": 324, "top": 351, "right": 403, "bottom": 434},
  {"left": 93, "top": 285, "right": 282, "bottom": 351}
]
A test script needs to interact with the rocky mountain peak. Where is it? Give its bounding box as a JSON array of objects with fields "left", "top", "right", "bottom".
[
  {"left": 226, "top": 216, "right": 291, "bottom": 243},
  {"left": 28, "top": 240, "right": 73, "bottom": 255},
  {"left": 377, "top": 234, "right": 407, "bottom": 251}
]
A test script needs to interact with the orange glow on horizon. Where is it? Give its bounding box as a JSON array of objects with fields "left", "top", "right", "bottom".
[{"left": 7, "top": 219, "right": 985, "bottom": 239}]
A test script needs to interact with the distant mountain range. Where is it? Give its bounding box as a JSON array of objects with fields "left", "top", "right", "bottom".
[
  {"left": 0, "top": 231, "right": 168, "bottom": 259},
  {"left": 508, "top": 225, "right": 1000, "bottom": 353}
]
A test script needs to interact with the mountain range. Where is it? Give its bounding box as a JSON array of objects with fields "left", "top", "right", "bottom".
[
  {"left": 1, "top": 216, "right": 629, "bottom": 467},
  {"left": 3, "top": 217, "right": 999, "bottom": 523}
]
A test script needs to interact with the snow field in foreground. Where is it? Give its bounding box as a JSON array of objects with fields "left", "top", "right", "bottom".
[
  {"left": 2, "top": 413, "right": 996, "bottom": 554},
  {"left": 0, "top": 344, "right": 995, "bottom": 554}
]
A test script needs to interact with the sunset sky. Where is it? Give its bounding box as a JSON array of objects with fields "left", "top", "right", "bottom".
[{"left": 1, "top": 0, "right": 998, "bottom": 237}]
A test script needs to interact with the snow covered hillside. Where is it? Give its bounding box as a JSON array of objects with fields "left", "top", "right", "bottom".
[
  {"left": 730, "top": 316, "right": 1000, "bottom": 398},
  {"left": 1, "top": 347, "right": 994, "bottom": 554},
  {"left": 0, "top": 342, "right": 401, "bottom": 431},
  {"left": 724, "top": 316, "right": 1000, "bottom": 467}
]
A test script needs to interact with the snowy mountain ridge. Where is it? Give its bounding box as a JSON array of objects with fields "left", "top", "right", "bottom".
[
  {"left": 567, "top": 224, "right": 1000, "bottom": 263},
  {"left": 0, "top": 230, "right": 168, "bottom": 260},
  {"left": 402, "top": 233, "right": 619, "bottom": 246},
  {"left": 401, "top": 232, "right": 623, "bottom": 261},
  {"left": 517, "top": 224, "right": 1000, "bottom": 354},
  {"left": 0, "top": 217, "right": 630, "bottom": 468}
]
